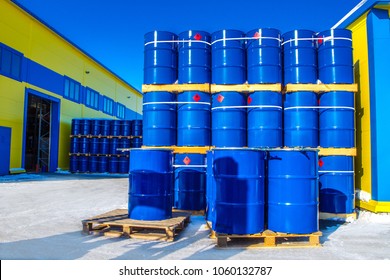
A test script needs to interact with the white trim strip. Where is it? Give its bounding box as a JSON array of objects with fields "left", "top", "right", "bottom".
[
  {"left": 143, "top": 102, "right": 211, "bottom": 106},
  {"left": 145, "top": 39, "right": 211, "bottom": 46},
  {"left": 173, "top": 165, "right": 207, "bottom": 168},
  {"left": 284, "top": 106, "right": 355, "bottom": 110},
  {"left": 212, "top": 105, "right": 283, "bottom": 110},
  {"left": 319, "top": 170, "right": 355, "bottom": 174}
]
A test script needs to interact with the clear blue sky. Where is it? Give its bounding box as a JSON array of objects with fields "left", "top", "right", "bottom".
[{"left": 14, "top": 0, "right": 362, "bottom": 91}]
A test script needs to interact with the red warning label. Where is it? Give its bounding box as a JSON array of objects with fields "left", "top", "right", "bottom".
[
  {"left": 248, "top": 96, "right": 253, "bottom": 105},
  {"left": 318, "top": 37, "right": 323, "bottom": 44},
  {"left": 217, "top": 94, "right": 224, "bottom": 103},
  {"left": 183, "top": 156, "right": 191, "bottom": 165},
  {"left": 194, "top": 33, "right": 202, "bottom": 40},
  {"left": 254, "top": 32, "right": 261, "bottom": 38},
  {"left": 318, "top": 99, "right": 320, "bottom": 105},
  {"left": 193, "top": 93, "right": 201, "bottom": 102},
  {"left": 318, "top": 159, "right": 324, "bottom": 168}
]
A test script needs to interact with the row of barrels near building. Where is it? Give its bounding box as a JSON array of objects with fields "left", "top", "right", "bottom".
[
  {"left": 128, "top": 148, "right": 354, "bottom": 234},
  {"left": 69, "top": 118, "right": 143, "bottom": 173}
]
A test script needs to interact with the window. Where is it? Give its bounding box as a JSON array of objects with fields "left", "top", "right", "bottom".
[
  {"left": 85, "top": 88, "right": 100, "bottom": 110},
  {"left": 103, "top": 96, "right": 114, "bottom": 115},
  {"left": 0, "top": 44, "right": 22, "bottom": 80},
  {"left": 64, "top": 76, "right": 81, "bottom": 102},
  {"left": 116, "top": 103, "right": 125, "bottom": 119}
]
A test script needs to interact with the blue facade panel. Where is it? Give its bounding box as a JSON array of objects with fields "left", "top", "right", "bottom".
[
  {"left": 0, "top": 126, "right": 11, "bottom": 175},
  {"left": 367, "top": 8, "right": 390, "bottom": 201}
]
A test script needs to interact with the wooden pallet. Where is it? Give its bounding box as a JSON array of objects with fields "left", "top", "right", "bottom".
[
  {"left": 284, "top": 83, "right": 358, "bottom": 93},
  {"left": 70, "top": 134, "right": 89, "bottom": 138},
  {"left": 82, "top": 209, "right": 191, "bottom": 241},
  {"left": 318, "top": 147, "right": 357, "bottom": 156},
  {"left": 319, "top": 211, "right": 357, "bottom": 221},
  {"left": 173, "top": 208, "right": 205, "bottom": 216},
  {"left": 211, "top": 83, "right": 282, "bottom": 93},
  {"left": 69, "top": 153, "right": 90, "bottom": 156},
  {"left": 142, "top": 83, "right": 210, "bottom": 93},
  {"left": 141, "top": 146, "right": 212, "bottom": 154},
  {"left": 216, "top": 230, "right": 322, "bottom": 248}
]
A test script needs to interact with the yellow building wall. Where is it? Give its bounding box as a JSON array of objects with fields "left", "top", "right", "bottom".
[
  {"left": 0, "top": 0, "right": 142, "bottom": 170},
  {"left": 348, "top": 13, "right": 372, "bottom": 198}
]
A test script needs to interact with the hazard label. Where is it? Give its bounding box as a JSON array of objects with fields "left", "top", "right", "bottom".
[
  {"left": 193, "top": 93, "right": 201, "bottom": 102},
  {"left": 194, "top": 33, "right": 202, "bottom": 40},
  {"left": 217, "top": 94, "right": 224, "bottom": 103},
  {"left": 248, "top": 96, "right": 253, "bottom": 105},
  {"left": 254, "top": 32, "right": 261, "bottom": 39},
  {"left": 318, "top": 159, "right": 324, "bottom": 167},
  {"left": 183, "top": 156, "right": 191, "bottom": 165}
]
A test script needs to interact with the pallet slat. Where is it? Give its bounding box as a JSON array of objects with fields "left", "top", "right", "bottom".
[
  {"left": 82, "top": 209, "right": 191, "bottom": 242},
  {"left": 318, "top": 148, "right": 357, "bottom": 156},
  {"left": 210, "top": 83, "right": 282, "bottom": 93},
  {"left": 285, "top": 83, "right": 358, "bottom": 93},
  {"left": 142, "top": 84, "right": 210, "bottom": 93},
  {"left": 141, "top": 146, "right": 212, "bottom": 154}
]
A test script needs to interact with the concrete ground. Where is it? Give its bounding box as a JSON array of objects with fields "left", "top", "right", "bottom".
[{"left": 0, "top": 173, "right": 389, "bottom": 260}]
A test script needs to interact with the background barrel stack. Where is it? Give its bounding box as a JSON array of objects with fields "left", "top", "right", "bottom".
[
  {"left": 69, "top": 118, "right": 143, "bottom": 174},
  {"left": 132, "top": 28, "right": 357, "bottom": 244}
]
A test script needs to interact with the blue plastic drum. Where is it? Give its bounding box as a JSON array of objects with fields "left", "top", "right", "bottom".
[
  {"left": 246, "top": 28, "right": 282, "bottom": 84},
  {"left": 108, "top": 156, "right": 119, "bottom": 173},
  {"left": 71, "top": 119, "right": 81, "bottom": 135},
  {"left": 109, "top": 138, "right": 119, "bottom": 155},
  {"left": 178, "top": 30, "right": 211, "bottom": 83},
  {"left": 99, "top": 138, "right": 110, "bottom": 155},
  {"left": 129, "top": 149, "right": 174, "bottom": 220},
  {"left": 212, "top": 30, "right": 246, "bottom": 84},
  {"left": 212, "top": 92, "right": 246, "bottom": 147},
  {"left": 79, "top": 138, "right": 90, "bottom": 154},
  {"left": 247, "top": 91, "right": 283, "bottom": 147},
  {"left": 319, "top": 156, "right": 354, "bottom": 213},
  {"left": 268, "top": 150, "right": 319, "bottom": 234},
  {"left": 90, "top": 138, "right": 100, "bottom": 154},
  {"left": 69, "top": 155, "right": 78, "bottom": 173},
  {"left": 317, "top": 29, "right": 353, "bottom": 84},
  {"left": 284, "top": 91, "right": 319, "bottom": 147},
  {"left": 89, "top": 156, "right": 99, "bottom": 173},
  {"left": 97, "top": 156, "right": 108, "bottom": 173},
  {"left": 132, "top": 120, "right": 143, "bottom": 137},
  {"left": 174, "top": 153, "right": 206, "bottom": 211},
  {"left": 319, "top": 91, "right": 355, "bottom": 148},
  {"left": 282, "top": 30, "right": 317, "bottom": 84},
  {"left": 121, "top": 120, "right": 132, "bottom": 136},
  {"left": 118, "top": 156, "right": 129, "bottom": 174},
  {"left": 143, "top": 91, "right": 177, "bottom": 146},
  {"left": 79, "top": 119, "right": 91, "bottom": 136},
  {"left": 70, "top": 138, "right": 79, "bottom": 153},
  {"left": 78, "top": 156, "right": 89, "bottom": 173},
  {"left": 177, "top": 91, "right": 211, "bottom": 146},
  {"left": 100, "top": 120, "right": 111, "bottom": 136},
  {"left": 144, "top": 31, "right": 177, "bottom": 84},
  {"left": 111, "top": 120, "right": 122, "bottom": 136},
  {"left": 211, "top": 148, "right": 266, "bottom": 234},
  {"left": 132, "top": 137, "right": 143, "bottom": 148},
  {"left": 91, "top": 119, "right": 102, "bottom": 136}
]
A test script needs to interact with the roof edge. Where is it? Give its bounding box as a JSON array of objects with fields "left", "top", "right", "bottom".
[{"left": 10, "top": 0, "right": 142, "bottom": 95}]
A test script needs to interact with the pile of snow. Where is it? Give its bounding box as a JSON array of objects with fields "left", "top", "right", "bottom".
[{"left": 357, "top": 210, "right": 390, "bottom": 224}]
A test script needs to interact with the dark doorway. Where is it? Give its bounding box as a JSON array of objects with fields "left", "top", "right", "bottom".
[{"left": 24, "top": 94, "right": 51, "bottom": 172}]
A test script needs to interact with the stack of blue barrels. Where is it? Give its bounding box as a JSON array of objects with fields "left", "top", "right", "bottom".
[
  {"left": 134, "top": 28, "right": 354, "bottom": 230},
  {"left": 69, "top": 118, "right": 142, "bottom": 174},
  {"left": 317, "top": 29, "right": 355, "bottom": 214}
]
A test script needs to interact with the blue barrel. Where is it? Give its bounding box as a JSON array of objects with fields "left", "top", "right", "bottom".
[
  {"left": 91, "top": 119, "right": 102, "bottom": 136},
  {"left": 317, "top": 29, "right": 353, "bottom": 84},
  {"left": 79, "top": 138, "right": 90, "bottom": 154},
  {"left": 71, "top": 119, "right": 81, "bottom": 135},
  {"left": 282, "top": 30, "right": 317, "bottom": 84},
  {"left": 90, "top": 138, "right": 100, "bottom": 154},
  {"left": 129, "top": 149, "right": 173, "bottom": 220},
  {"left": 118, "top": 156, "right": 129, "bottom": 174},
  {"left": 211, "top": 148, "right": 265, "bottom": 234},
  {"left": 212, "top": 30, "right": 246, "bottom": 84},
  {"left": 206, "top": 150, "right": 215, "bottom": 223},
  {"left": 111, "top": 120, "right": 122, "bottom": 136},
  {"left": 132, "top": 120, "right": 143, "bottom": 136},
  {"left": 109, "top": 138, "right": 119, "bottom": 155},
  {"left": 144, "top": 31, "right": 177, "bottom": 84},
  {"left": 108, "top": 156, "right": 119, "bottom": 173},
  {"left": 247, "top": 91, "right": 283, "bottom": 147},
  {"left": 178, "top": 30, "right": 211, "bottom": 83},
  {"left": 132, "top": 137, "right": 143, "bottom": 148},
  {"left": 143, "top": 91, "right": 176, "bottom": 146},
  {"left": 89, "top": 156, "right": 99, "bottom": 173},
  {"left": 70, "top": 138, "right": 79, "bottom": 153},
  {"left": 246, "top": 28, "right": 282, "bottom": 83},
  {"left": 100, "top": 119, "right": 111, "bottom": 136},
  {"left": 284, "top": 91, "right": 319, "bottom": 147},
  {"left": 177, "top": 91, "right": 211, "bottom": 146},
  {"left": 319, "top": 91, "right": 355, "bottom": 147},
  {"left": 78, "top": 156, "right": 89, "bottom": 173},
  {"left": 79, "top": 119, "right": 91, "bottom": 136},
  {"left": 174, "top": 153, "right": 206, "bottom": 211},
  {"left": 69, "top": 155, "right": 78, "bottom": 173},
  {"left": 99, "top": 138, "right": 110, "bottom": 155},
  {"left": 268, "top": 150, "right": 319, "bottom": 234},
  {"left": 319, "top": 156, "right": 354, "bottom": 213},
  {"left": 120, "top": 138, "right": 131, "bottom": 149},
  {"left": 97, "top": 156, "right": 108, "bottom": 173},
  {"left": 212, "top": 92, "right": 246, "bottom": 147},
  {"left": 121, "top": 120, "right": 132, "bottom": 136}
]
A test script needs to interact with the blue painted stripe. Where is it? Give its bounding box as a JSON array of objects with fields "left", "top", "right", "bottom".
[{"left": 367, "top": 8, "right": 390, "bottom": 201}]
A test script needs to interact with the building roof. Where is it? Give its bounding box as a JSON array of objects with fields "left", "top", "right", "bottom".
[
  {"left": 333, "top": 0, "right": 390, "bottom": 29},
  {"left": 11, "top": 0, "right": 142, "bottom": 95}
]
